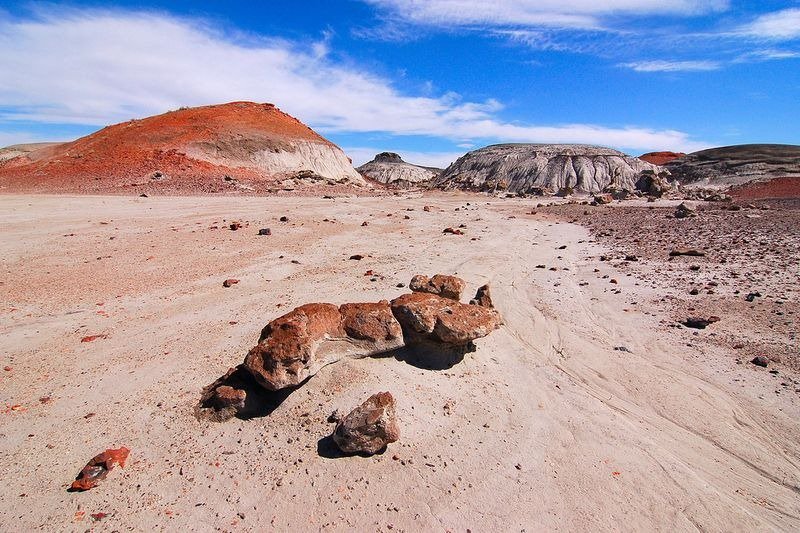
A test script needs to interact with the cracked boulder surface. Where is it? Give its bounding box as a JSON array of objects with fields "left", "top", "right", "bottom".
[
  {"left": 244, "top": 301, "right": 404, "bottom": 391},
  {"left": 409, "top": 274, "right": 466, "bottom": 300},
  {"left": 390, "top": 291, "right": 502, "bottom": 346}
]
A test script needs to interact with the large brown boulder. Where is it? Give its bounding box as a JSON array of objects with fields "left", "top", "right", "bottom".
[
  {"left": 390, "top": 291, "right": 502, "bottom": 346},
  {"left": 244, "top": 302, "right": 404, "bottom": 390},
  {"left": 339, "top": 301, "right": 405, "bottom": 354},
  {"left": 332, "top": 392, "right": 400, "bottom": 455},
  {"left": 409, "top": 274, "right": 465, "bottom": 300}
]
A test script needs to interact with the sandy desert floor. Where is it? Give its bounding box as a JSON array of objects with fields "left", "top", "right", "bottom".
[{"left": 1, "top": 193, "right": 799, "bottom": 531}]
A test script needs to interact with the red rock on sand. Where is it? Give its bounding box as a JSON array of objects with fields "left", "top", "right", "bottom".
[
  {"left": 69, "top": 447, "right": 130, "bottom": 491},
  {"left": 409, "top": 274, "right": 466, "bottom": 301},
  {"left": 244, "top": 302, "right": 404, "bottom": 391},
  {"left": 80, "top": 334, "right": 106, "bottom": 343},
  {"left": 390, "top": 291, "right": 502, "bottom": 346}
]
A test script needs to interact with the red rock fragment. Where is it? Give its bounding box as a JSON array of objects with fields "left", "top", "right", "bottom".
[
  {"left": 69, "top": 447, "right": 130, "bottom": 491},
  {"left": 223, "top": 279, "right": 239, "bottom": 288},
  {"left": 80, "top": 335, "right": 106, "bottom": 343}
]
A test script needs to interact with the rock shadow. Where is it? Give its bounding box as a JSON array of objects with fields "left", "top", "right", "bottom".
[
  {"left": 386, "top": 341, "right": 475, "bottom": 370},
  {"left": 316, "top": 434, "right": 390, "bottom": 460},
  {"left": 195, "top": 365, "right": 296, "bottom": 422}
]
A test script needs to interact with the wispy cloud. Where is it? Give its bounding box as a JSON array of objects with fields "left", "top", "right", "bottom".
[
  {"left": 619, "top": 59, "right": 721, "bottom": 72},
  {"left": 362, "top": 0, "right": 729, "bottom": 31},
  {"left": 740, "top": 8, "right": 800, "bottom": 41},
  {"left": 0, "top": 8, "right": 709, "bottom": 153}
]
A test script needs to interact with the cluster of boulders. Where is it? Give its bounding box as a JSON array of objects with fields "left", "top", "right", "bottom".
[{"left": 198, "top": 274, "right": 502, "bottom": 454}]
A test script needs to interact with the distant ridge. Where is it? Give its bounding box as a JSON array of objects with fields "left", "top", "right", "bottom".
[{"left": 357, "top": 152, "right": 440, "bottom": 188}]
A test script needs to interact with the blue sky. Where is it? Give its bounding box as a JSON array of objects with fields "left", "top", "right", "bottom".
[{"left": 0, "top": 1, "right": 798, "bottom": 166}]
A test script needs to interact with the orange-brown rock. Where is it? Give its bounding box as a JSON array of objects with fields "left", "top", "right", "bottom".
[
  {"left": 339, "top": 301, "right": 404, "bottom": 353},
  {"left": 409, "top": 274, "right": 465, "bottom": 301},
  {"left": 69, "top": 447, "right": 130, "bottom": 491},
  {"left": 332, "top": 392, "right": 399, "bottom": 455},
  {"left": 244, "top": 302, "right": 404, "bottom": 390},
  {"left": 245, "top": 303, "right": 345, "bottom": 390},
  {"left": 390, "top": 291, "right": 501, "bottom": 346}
]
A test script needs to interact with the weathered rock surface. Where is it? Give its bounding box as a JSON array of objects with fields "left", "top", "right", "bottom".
[
  {"left": 390, "top": 292, "right": 502, "bottom": 346},
  {"left": 409, "top": 274, "right": 465, "bottom": 300},
  {"left": 339, "top": 301, "right": 405, "bottom": 354},
  {"left": 200, "top": 275, "right": 502, "bottom": 418},
  {"left": 357, "top": 152, "right": 441, "bottom": 188},
  {"left": 432, "top": 144, "right": 663, "bottom": 195},
  {"left": 666, "top": 144, "right": 800, "bottom": 191},
  {"left": 332, "top": 392, "right": 400, "bottom": 455},
  {"left": 244, "top": 302, "right": 404, "bottom": 390}
]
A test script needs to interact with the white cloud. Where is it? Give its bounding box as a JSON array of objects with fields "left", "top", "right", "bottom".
[
  {"left": 0, "top": 9, "right": 709, "bottom": 154},
  {"left": 344, "top": 147, "right": 463, "bottom": 168},
  {"left": 363, "top": 0, "right": 729, "bottom": 30},
  {"left": 734, "top": 49, "right": 800, "bottom": 62},
  {"left": 620, "top": 59, "right": 721, "bottom": 72},
  {"left": 740, "top": 9, "right": 800, "bottom": 40}
]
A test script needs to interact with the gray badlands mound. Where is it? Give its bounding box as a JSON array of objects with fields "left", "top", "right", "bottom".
[
  {"left": 432, "top": 144, "right": 662, "bottom": 195},
  {"left": 666, "top": 144, "right": 800, "bottom": 189},
  {"left": 357, "top": 152, "right": 441, "bottom": 188}
]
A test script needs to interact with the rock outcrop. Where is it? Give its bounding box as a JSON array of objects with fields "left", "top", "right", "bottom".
[
  {"left": 357, "top": 152, "right": 440, "bottom": 188},
  {"left": 332, "top": 392, "right": 400, "bottom": 455},
  {"left": 409, "top": 274, "right": 465, "bottom": 300},
  {"left": 200, "top": 275, "right": 503, "bottom": 420},
  {"left": 0, "top": 102, "right": 364, "bottom": 194},
  {"left": 432, "top": 144, "right": 663, "bottom": 195},
  {"left": 244, "top": 301, "right": 404, "bottom": 391},
  {"left": 666, "top": 144, "right": 800, "bottom": 192},
  {"left": 390, "top": 291, "right": 502, "bottom": 346}
]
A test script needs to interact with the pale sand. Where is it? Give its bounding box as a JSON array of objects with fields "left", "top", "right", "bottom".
[{"left": 1, "top": 193, "right": 798, "bottom": 531}]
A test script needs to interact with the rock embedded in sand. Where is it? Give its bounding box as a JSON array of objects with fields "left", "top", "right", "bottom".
[
  {"left": 244, "top": 303, "right": 346, "bottom": 390},
  {"left": 69, "top": 447, "right": 130, "bottom": 491},
  {"left": 675, "top": 203, "right": 697, "bottom": 219},
  {"left": 469, "top": 284, "right": 494, "bottom": 307},
  {"left": 332, "top": 392, "right": 400, "bottom": 455},
  {"left": 593, "top": 193, "right": 613, "bottom": 205},
  {"left": 751, "top": 355, "right": 769, "bottom": 367},
  {"left": 682, "top": 316, "right": 720, "bottom": 329},
  {"left": 409, "top": 274, "right": 466, "bottom": 301},
  {"left": 222, "top": 279, "right": 239, "bottom": 287},
  {"left": 339, "top": 301, "right": 405, "bottom": 354},
  {"left": 391, "top": 291, "right": 501, "bottom": 346},
  {"left": 244, "top": 302, "right": 404, "bottom": 390},
  {"left": 669, "top": 248, "right": 705, "bottom": 257}
]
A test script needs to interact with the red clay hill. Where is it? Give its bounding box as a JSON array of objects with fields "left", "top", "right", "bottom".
[
  {"left": 0, "top": 102, "right": 364, "bottom": 194},
  {"left": 638, "top": 151, "right": 685, "bottom": 166}
]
